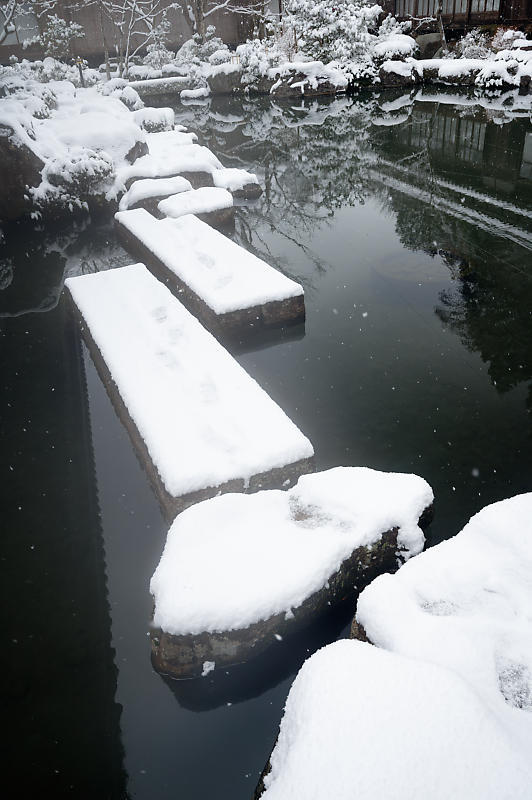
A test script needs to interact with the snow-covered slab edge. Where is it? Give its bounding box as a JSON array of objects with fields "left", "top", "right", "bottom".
[
  {"left": 65, "top": 271, "right": 314, "bottom": 522},
  {"left": 114, "top": 212, "right": 305, "bottom": 333},
  {"left": 150, "top": 468, "right": 433, "bottom": 678}
]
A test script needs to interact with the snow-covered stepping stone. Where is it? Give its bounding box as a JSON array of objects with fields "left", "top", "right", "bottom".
[
  {"left": 114, "top": 209, "right": 305, "bottom": 333},
  {"left": 256, "top": 636, "right": 532, "bottom": 800},
  {"left": 158, "top": 186, "right": 234, "bottom": 228},
  {"left": 119, "top": 176, "right": 193, "bottom": 212},
  {"left": 65, "top": 264, "right": 313, "bottom": 520},
  {"left": 258, "top": 493, "right": 532, "bottom": 799},
  {"left": 149, "top": 467, "right": 433, "bottom": 678},
  {"left": 212, "top": 167, "right": 262, "bottom": 199}
]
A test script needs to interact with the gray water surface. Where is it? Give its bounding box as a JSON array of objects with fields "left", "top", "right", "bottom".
[{"left": 2, "top": 90, "right": 531, "bottom": 799}]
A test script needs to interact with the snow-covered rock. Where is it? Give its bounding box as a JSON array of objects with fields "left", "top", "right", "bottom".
[
  {"left": 354, "top": 493, "right": 532, "bottom": 714},
  {"left": 258, "top": 637, "right": 532, "bottom": 800},
  {"left": 212, "top": 167, "right": 262, "bottom": 199},
  {"left": 150, "top": 467, "right": 433, "bottom": 677},
  {"left": 158, "top": 187, "right": 234, "bottom": 226},
  {"left": 114, "top": 209, "right": 305, "bottom": 330},
  {"left": 118, "top": 176, "right": 193, "bottom": 212},
  {"left": 66, "top": 263, "right": 314, "bottom": 519}
]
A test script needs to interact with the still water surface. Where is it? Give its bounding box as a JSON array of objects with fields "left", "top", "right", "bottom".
[{"left": 2, "top": 90, "right": 532, "bottom": 798}]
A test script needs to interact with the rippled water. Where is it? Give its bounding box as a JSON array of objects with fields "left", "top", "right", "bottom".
[{"left": 2, "top": 89, "right": 531, "bottom": 798}]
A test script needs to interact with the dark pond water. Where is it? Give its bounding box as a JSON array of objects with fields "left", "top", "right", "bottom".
[{"left": 2, "top": 89, "right": 532, "bottom": 799}]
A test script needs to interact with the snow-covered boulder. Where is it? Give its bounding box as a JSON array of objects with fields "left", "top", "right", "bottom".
[
  {"left": 257, "top": 636, "right": 532, "bottom": 799},
  {"left": 158, "top": 186, "right": 234, "bottom": 228},
  {"left": 206, "top": 62, "right": 242, "bottom": 95},
  {"left": 118, "top": 176, "right": 193, "bottom": 212},
  {"left": 353, "top": 493, "right": 532, "bottom": 703},
  {"left": 149, "top": 467, "right": 433, "bottom": 678},
  {"left": 132, "top": 107, "right": 174, "bottom": 133},
  {"left": 0, "top": 121, "right": 44, "bottom": 221}
]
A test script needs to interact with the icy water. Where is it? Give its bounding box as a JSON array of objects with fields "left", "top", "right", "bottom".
[{"left": 2, "top": 90, "right": 532, "bottom": 798}]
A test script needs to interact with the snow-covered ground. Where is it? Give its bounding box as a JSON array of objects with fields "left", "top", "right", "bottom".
[
  {"left": 114, "top": 210, "right": 303, "bottom": 315},
  {"left": 260, "top": 493, "right": 532, "bottom": 799},
  {"left": 150, "top": 467, "right": 433, "bottom": 636},
  {"left": 66, "top": 263, "right": 313, "bottom": 505}
]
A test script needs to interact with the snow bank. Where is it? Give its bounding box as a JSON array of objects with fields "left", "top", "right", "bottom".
[
  {"left": 356, "top": 492, "right": 532, "bottom": 740},
  {"left": 114, "top": 209, "right": 303, "bottom": 315},
  {"left": 151, "top": 467, "right": 432, "bottom": 636},
  {"left": 66, "top": 264, "right": 313, "bottom": 503},
  {"left": 262, "top": 638, "right": 532, "bottom": 800},
  {"left": 118, "top": 176, "right": 193, "bottom": 211},
  {"left": 158, "top": 187, "right": 233, "bottom": 218}
]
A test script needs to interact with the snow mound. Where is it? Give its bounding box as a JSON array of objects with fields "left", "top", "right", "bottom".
[
  {"left": 356, "top": 493, "right": 532, "bottom": 730},
  {"left": 262, "top": 638, "right": 532, "bottom": 800},
  {"left": 66, "top": 264, "right": 313, "bottom": 499},
  {"left": 150, "top": 467, "right": 432, "bottom": 635},
  {"left": 158, "top": 187, "right": 233, "bottom": 218}
]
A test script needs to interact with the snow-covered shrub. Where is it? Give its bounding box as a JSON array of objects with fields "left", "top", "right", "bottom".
[
  {"left": 132, "top": 107, "right": 174, "bottom": 132},
  {"left": 285, "top": 0, "right": 382, "bottom": 64},
  {"left": 175, "top": 26, "right": 230, "bottom": 67},
  {"left": 38, "top": 14, "right": 85, "bottom": 62},
  {"left": 455, "top": 28, "right": 491, "bottom": 59},
  {"left": 208, "top": 48, "right": 231, "bottom": 66},
  {"left": 143, "top": 14, "right": 174, "bottom": 70},
  {"left": 492, "top": 27, "right": 524, "bottom": 52},
  {"left": 236, "top": 36, "right": 289, "bottom": 80},
  {"left": 43, "top": 147, "right": 114, "bottom": 195},
  {"left": 31, "top": 147, "right": 114, "bottom": 213}
]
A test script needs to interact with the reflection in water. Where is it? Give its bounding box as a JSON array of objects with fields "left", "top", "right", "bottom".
[
  {"left": 1, "top": 89, "right": 531, "bottom": 800},
  {"left": 1, "top": 300, "right": 127, "bottom": 797},
  {"left": 175, "top": 90, "right": 532, "bottom": 434}
]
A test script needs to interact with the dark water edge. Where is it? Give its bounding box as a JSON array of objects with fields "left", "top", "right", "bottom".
[{"left": 1, "top": 89, "right": 532, "bottom": 799}]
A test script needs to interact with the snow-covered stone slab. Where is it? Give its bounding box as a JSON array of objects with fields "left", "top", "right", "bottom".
[
  {"left": 149, "top": 467, "right": 433, "bottom": 678},
  {"left": 127, "top": 76, "right": 195, "bottom": 98},
  {"left": 65, "top": 264, "right": 314, "bottom": 520},
  {"left": 114, "top": 209, "right": 305, "bottom": 332},
  {"left": 158, "top": 187, "right": 234, "bottom": 228},
  {"left": 118, "top": 176, "right": 193, "bottom": 212},
  {"left": 256, "top": 636, "right": 532, "bottom": 800}
]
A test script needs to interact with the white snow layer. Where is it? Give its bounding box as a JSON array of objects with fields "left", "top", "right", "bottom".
[
  {"left": 212, "top": 167, "right": 259, "bottom": 191},
  {"left": 158, "top": 187, "right": 233, "bottom": 218},
  {"left": 355, "top": 493, "right": 532, "bottom": 747},
  {"left": 65, "top": 264, "right": 313, "bottom": 498},
  {"left": 150, "top": 467, "right": 432, "bottom": 635},
  {"left": 262, "top": 638, "right": 532, "bottom": 800},
  {"left": 114, "top": 209, "right": 303, "bottom": 314},
  {"left": 118, "top": 176, "right": 193, "bottom": 211}
]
